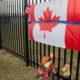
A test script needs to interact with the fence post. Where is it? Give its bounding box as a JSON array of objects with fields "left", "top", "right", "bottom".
[
  {"left": 24, "top": 0, "right": 29, "bottom": 66},
  {"left": 0, "top": 15, "right": 2, "bottom": 50}
]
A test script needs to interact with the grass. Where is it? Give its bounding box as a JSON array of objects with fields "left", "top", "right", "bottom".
[
  {"left": 0, "top": 49, "right": 37, "bottom": 80},
  {"left": 0, "top": 40, "right": 80, "bottom": 80},
  {"left": 0, "top": 49, "right": 53, "bottom": 80},
  {"left": 0, "top": 48, "right": 80, "bottom": 80},
  {"left": 0, "top": 41, "right": 80, "bottom": 80}
]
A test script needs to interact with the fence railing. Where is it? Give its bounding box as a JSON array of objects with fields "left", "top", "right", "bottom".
[
  {"left": 0, "top": 0, "right": 80, "bottom": 80},
  {"left": 0, "top": 16, "right": 2, "bottom": 49},
  {"left": 0, "top": 0, "right": 26, "bottom": 60}
]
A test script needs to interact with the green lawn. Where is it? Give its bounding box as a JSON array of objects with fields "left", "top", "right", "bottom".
[
  {"left": 0, "top": 49, "right": 80, "bottom": 80},
  {"left": 0, "top": 49, "right": 37, "bottom": 80},
  {"left": 0, "top": 49, "right": 53, "bottom": 80}
]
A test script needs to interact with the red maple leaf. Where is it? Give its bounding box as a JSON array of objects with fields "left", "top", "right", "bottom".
[{"left": 39, "top": 7, "right": 60, "bottom": 38}]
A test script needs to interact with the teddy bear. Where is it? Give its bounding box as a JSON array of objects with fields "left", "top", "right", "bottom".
[
  {"left": 36, "top": 53, "right": 57, "bottom": 80},
  {"left": 41, "top": 53, "right": 57, "bottom": 74}
]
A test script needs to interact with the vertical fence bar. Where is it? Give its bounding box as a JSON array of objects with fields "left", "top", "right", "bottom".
[
  {"left": 7, "top": 0, "right": 13, "bottom": 49},
  {"left": 20, "top": 0, "right": 24, "bottom": 59},
  {"left": 48, "top": 45, "right": 50, "bottom": 55},
  {"left": 22, "top": 0, "right": 26, "bottom": 61},
  {"left": 28, "top": 0, "right": 32, "bottom": 66},
  {"left": 28, "top": 0, "right": 32, "bottom": 64},
  {"left": 5, "top": 0, "right": 7, "bottom": 48},
  {"left": 32, "top": 0, "right": 36, "bottom": 68},
  {"left": 0, "top": 15, "right": 2, "bottom": 49},
  {"left": 23, "top": 0, "right": 26, "bottom": 60},
  {"left": 19, "top": 0, "right": 23, "bottom": 58},
  {"left": 33, "top": 40, "right": 36, "bottom": 67},
  {"left": 13, "top": 0, "right": 16, "bottom": 56},
  {"left": 76, "top": 51, "right": 80, "bottom": 80},
  {"left": 13, "top": 0, "right": 15, "bottom": 56},
  {"left": 69, "top": 50, "right": 73, "bottom": 80},
  {"left": 36, "top": 42, "right": 39, "bottom": 68},
  {"left": 57, "top": 48, "right": 61, "bottom": 80},
  {"left": 6, "top": 0, "right": 9, "bottom": 49},
  {"left": 24, "top": 0, "right": 29, "bottom": 66},
  {"left": 53, "top": 46, "right": 55, "bottom": 79},
  {"left": 3, "top": 0, "right": 6, "bottom": 47},
  {"left": 40, "top": 43, "right": 42, "bottom": 63},
  {"left": 17, "top": 0, "right": 19, "bottom": 56},
  {"left": 30, "top": 40, "right": 32, "bottom": 66},
  {"left": 53, "top": 46, "right": 55, "bottom": 64},
  {"left": 9, "top": 0, "right": 14, "bottom": 50},
  {"left": 35, "top": 0, "right": 39, "bottom": 68},
  {"left": 8, "top": 0, "right": 11, "bottom": 50},
  {"left": 1, "top": 0, "right": 5, "bottom": 47},
  {"left": 13, "top": 0, "right": 16, "bottom": 55},
  {"left": 16, "top": 0, "right": 19, "bottom": 56},
  {"left": 17, "top": 0, "right": 22, "bottom": 58},
  {"left": 64, "top": 49, "right": 67, "bottom": 64},
  {"left": 44, "top": 44, "right": 46, "bottom": 56},
  {"left": 39, "top": 0, "right": 42, "bottom": 64}
]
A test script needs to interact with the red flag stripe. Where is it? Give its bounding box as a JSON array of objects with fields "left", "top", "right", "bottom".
[
  {"left": 66, "top": 0, "right": 80, "bottom": 51},
  {"left": 28, "top": 4, "right": 35, "bottom": 40},
  {"left": 29, "top": 23, "right": 34, "bottom": 40},
  {"left": 65, "top": 24, "right": 80, "bottom": 51},
  {"left": 29, "top": 4, "right": 35, "bottom": 21},
  {"left": 67, "top": 0, "right": 80, "bottom": 22}
]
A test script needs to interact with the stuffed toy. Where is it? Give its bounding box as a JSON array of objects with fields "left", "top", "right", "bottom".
[
  {"left": 41, "top": 53, "right": 57, "bottom": 74},
  {"left": 36, "top": 53, "right": 57, "bottom": 80}
]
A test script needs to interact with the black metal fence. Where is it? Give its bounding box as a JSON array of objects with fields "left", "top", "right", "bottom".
[
  {"left": 0, "top": 15, "right": 2, "bottom": 49},
  {"left": 0, "top": 0, "right": 80, "bottom": 80},
  {"left": 0, "top": 0, "right": 26, "bottom": 59}
]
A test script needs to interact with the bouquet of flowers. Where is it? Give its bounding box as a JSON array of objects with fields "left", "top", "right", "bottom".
[
  {"left": 36, "top": 69, "right": 48, "bottom": 80},
  {"left": 61, "top": 64, "right": 70, "bottom": 78}
]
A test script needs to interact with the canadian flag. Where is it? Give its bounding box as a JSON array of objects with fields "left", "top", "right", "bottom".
[{"left": 28, "top": 0, "right": 80, "bottom": 51}]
